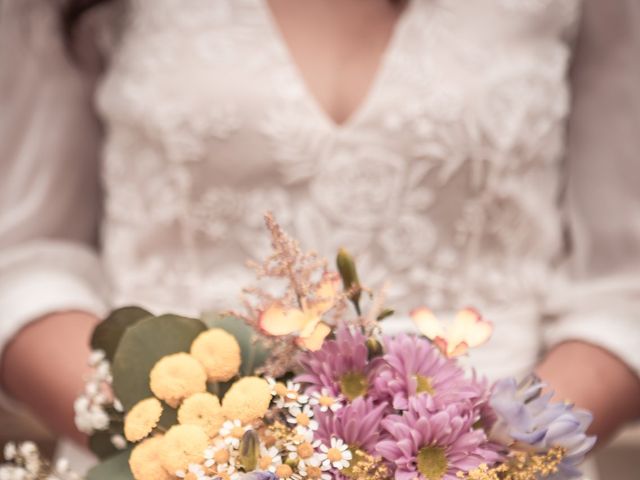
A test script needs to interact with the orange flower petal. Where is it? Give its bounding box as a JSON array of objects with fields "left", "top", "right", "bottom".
[
  {"left": 297, "top": 322, "right": 331, "bottom": 351},
  {"left": 451, "top": 308, "right": 493, "bottom": 348},
  {"left": 449, "top": 341, "right": 469, "bottom": 358},
  {"left": 432, "top": 336, "right": 449, "bottom": 356},
  {"left": 259, "top": 304, "right": 308, "bottom": 336},
  {"left": 411, "top": 307, "right": 444, "bottom": 340},
  {"left": 306, "top": 273, "right": 340, "bottom": 317}
]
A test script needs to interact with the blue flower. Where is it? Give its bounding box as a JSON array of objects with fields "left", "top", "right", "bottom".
[
  {"left": 236, "top": 473, "right": 277, "bottom": 480},
  {"left": 489, "top": 375, "right": 596, "bottom": 479}
]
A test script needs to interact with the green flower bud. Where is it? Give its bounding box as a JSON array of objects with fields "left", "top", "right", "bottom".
[
  {"left": 366, "top": 338, "right": 384, "bottom": 359},
  {"left": 238, "top": 429, "right": 259, "bottom": 472},
  {"left": 336, "top": 248, "right": 361, "bottom": 313}
]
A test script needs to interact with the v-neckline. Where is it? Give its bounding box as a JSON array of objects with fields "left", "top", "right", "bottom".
[{"left": 259, "top": 0, "right": 415, "bottom": 131}]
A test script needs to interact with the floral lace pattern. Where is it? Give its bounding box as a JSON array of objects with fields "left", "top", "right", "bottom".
[{"left": 96, "top": 0, "right": 582, "bottom": 345}]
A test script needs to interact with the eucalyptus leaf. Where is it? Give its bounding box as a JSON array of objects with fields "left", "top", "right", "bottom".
[
  {"left": 89, "top": 431, "right": 124, "bottom": 460},
  {"left": 91, "top": 307, "right": 153, "bottom": 361},
  {"left": 111, "top": 314, "right": 207, "bottom": 410},
  {"left": 87, "top": 450, "right": 133, "bottom": 480},
  {"left": 202, "top": 313, "right": 269, "bottom": 375},
  {"left": 158, "top": 401, "right": 178, "bottom": 430},
  {"left": 207, "top": 380, "right": 233, "bottom": 399}
]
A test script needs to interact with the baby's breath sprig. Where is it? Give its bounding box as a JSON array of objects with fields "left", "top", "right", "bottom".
[{"left": 0, "top": 442, "right": 80, "bottom": 480}]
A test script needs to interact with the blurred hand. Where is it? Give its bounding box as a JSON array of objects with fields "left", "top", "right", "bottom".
[
  {"left": 536, "top": 340, "right": 640, "bottom": 445},
  {"left": 0, "top": 311, "right": 100, "bottom": 446}
]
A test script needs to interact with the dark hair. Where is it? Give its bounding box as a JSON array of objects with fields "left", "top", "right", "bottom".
[{"left": 62, "top": 0, "right": 113, "bottom": 43}]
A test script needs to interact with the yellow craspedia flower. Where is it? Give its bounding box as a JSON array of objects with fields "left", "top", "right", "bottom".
[
  {"left": 190, "top": 328, "right": 242, "bottom": 382},
  {"left": 221, "top": 376, "right": 271, "bottom": 423},
  {"left": 178, "top": 392, "right": 225, "bottom": 438},
  {"left": 149, "top": 353, "right": 207, "bottom": 408},
  {"left": 158, "top": 424, "right": 209, "bottom": 474},
  {"left": 124, "top": 397, "right": 163, "bottom": 442},
  {"left": 129, "top": 436, "right": 172, "bottom": 480}
]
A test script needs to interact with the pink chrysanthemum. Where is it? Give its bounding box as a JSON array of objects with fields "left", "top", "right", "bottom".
[
  {"left": 315, "top": 397, "right": 387, "bottom": 454},
  {"left": 296, "top": 327, "right": 383, "bottom": 401},
  {"left": 373, "top": 335, "right": 474, "bottom": 411},
  {"left": 377, "top": 397, "right": 501, "bottom": 480}
]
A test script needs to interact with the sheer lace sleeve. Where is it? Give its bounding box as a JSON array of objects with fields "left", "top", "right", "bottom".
[
  {"left": 543, "top": 0, "right": 640, "bottom": 375},
  {"left": 0, "top": 1, "right": 109, "bottom": 355}
]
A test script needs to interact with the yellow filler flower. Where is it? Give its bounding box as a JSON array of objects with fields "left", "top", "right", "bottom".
[
  {"left": 129, "top": 436, "right": 172, "bottom": 480},
  {"left": 221, "top": 376, "right": 271, "bottom": 423},
  {"left": 190, "top": 328, "right": 242, "bottom": 382},
  {"left": 158, "top": 424, "right": 209, "bottom": 474},
  {"left": 149, "top": 353, "right": 207, "bottom": 408},
  {"left": 124, "top": 397, "right": 163, "bottom": 442},
  {"left": 178, "top": 392, "right": 225, "bottom": 438}
]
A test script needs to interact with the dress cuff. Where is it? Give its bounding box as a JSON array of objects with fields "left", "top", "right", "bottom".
[
  {"left": 543, "top": 311, "right": 640, "bottom": 377},
  {"left": 0, "top": 241, "right": 108, "bottom": 355}
]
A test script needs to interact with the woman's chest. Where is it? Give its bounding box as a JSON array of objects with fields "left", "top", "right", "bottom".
[{"left": 96, "top": 0, "right": 581, "bottom": 179}]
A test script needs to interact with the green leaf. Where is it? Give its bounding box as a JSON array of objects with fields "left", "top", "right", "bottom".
[
  {"left": 111, "top": 314, "right": 207, "bottom": 411},
  {"left": 202, "top": 313, "right": 269, "bottom": 376},
  {"left": 87, "top": 450, "right": 134, "bottom": 480},
  {"left": 89, "top": 431, "right": 123, "bottom": 460},
  {"left": 158, "top": 401, "right": 178, "bottom": 430},
  {"left": 376, "top": 308, "right": 395, "bottom": 321},
  {"left": 91, "top": 307, "right": 153, "bottom": 361}
]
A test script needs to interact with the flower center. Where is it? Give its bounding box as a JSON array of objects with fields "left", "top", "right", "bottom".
[
  {"left": 214, "top": 448, "right": 230, "bottom": 464},
  {"left": 415, "top": 374, "right": 435, "bottom": 395},
  {"left": 306, "top": 466, "right": 322, "bottom": 479},
  {"left": 416, "top": 446, "right": 448, "bottom": 480},
  {"left": 339, "top": 372, "right": 368, "bottom": 400},
  {"left": 275, "top": 464, "right": 293, "bottom": 478},
  {"left": 327, "top": 447, "right": 344, "bottom": 463},
  {"left": 297, "top": 442, "right": 314, "bottom": 458},
  {"left": 319, "top": 395, "right": 335, "bottom": 407},
  {"left": 259, "top": 455, "right": 273, "bottom": 470},
  {"left": 274, "top": 383, "right": 288, "bottom": 396},
  {"left": 296, "top": 412, "right": 311, "bottom": 426},
  {"left": 231, "top": 426, "right": 245, "bottom": 438}
]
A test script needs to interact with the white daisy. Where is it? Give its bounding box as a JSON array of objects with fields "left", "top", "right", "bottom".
[
  {"left": 275, "top": 381, "right": 309, "bottom": 409},
  {"left": 270, "top": 463, "right": 302, "bottom": 480},
  {"left": 309, "top": 389, "right": 342, "bottom": 413},
  {"left": 219, "top": 420, "right": 250, "bottom": 448},
  {"left": 204, "top": 439, "right": 236, "bottom": 470},
  {"left": 319, "top": 438, "right": 352, "bottom": 471},
  {"left": 286, "top": 440, "right": 323, "bottom": 470},
  {"left": 286, "top": 404, "right": 319, "bottom": 431},
  {"left": 257, "top": 445, "right": 282, "bottom": 473},
  {"left": 298, "top": 462, "right": 332, "bottom": 480}
]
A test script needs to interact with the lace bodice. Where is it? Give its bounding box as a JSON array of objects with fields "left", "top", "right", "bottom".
[{"left": 97, "top": 0, "right": 574, "bottom": 307}]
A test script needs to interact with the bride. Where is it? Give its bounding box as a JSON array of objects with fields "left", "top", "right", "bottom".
[{"left": 1, "top": 1, "right": 639, "bottom": 477}]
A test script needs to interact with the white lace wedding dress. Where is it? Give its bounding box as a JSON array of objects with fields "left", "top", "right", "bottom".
[{"left": 2, "top": 1, "right": 640, "bottom": 477}]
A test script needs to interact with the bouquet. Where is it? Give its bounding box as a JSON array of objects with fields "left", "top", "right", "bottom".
[{"left": 1, "top": 214, "right": 595, "bottom": 480}]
